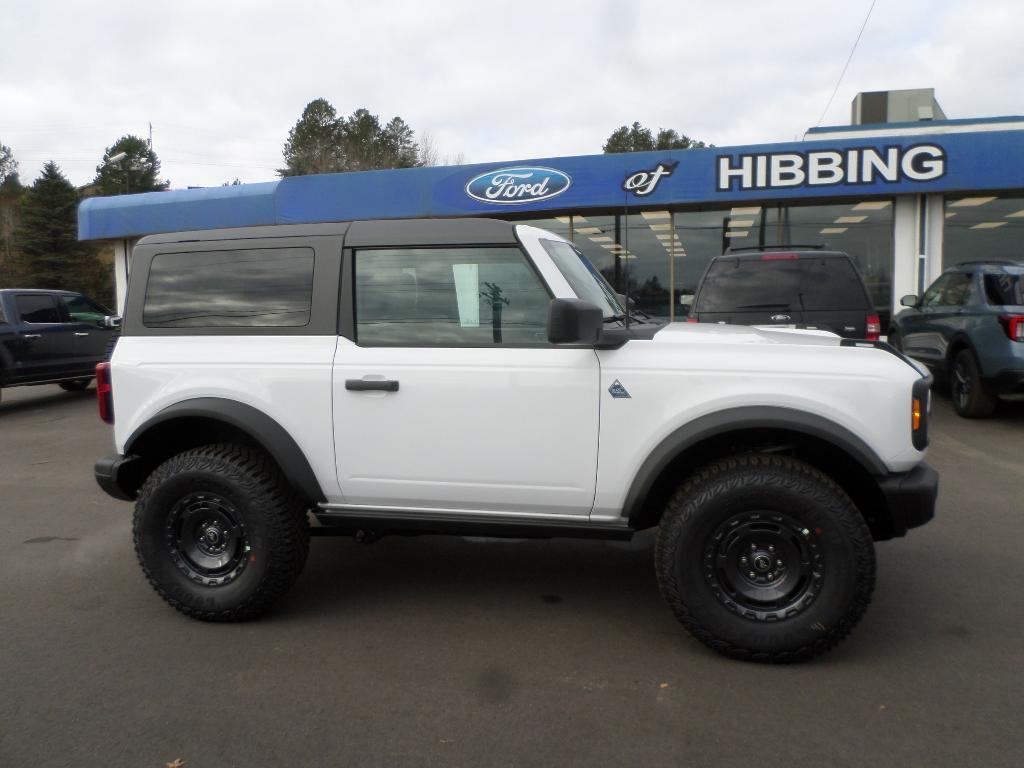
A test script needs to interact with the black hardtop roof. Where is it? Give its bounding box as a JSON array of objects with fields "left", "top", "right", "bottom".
[{"left": 134, "top": 217, "right": 520, "bottom": 247}]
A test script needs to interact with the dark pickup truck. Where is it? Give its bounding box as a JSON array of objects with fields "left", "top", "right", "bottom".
[{"left": 0, "top": 288, "right": 120, "bottom": 400}]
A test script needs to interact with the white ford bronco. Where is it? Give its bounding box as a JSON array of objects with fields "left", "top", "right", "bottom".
[{"left": 94, "top": 218, "right": 937, "bottom": 662}]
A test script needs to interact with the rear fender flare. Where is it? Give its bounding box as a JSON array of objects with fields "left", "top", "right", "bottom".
[{"left": 124, "top": 397, "right": 325, "bottom": 502}]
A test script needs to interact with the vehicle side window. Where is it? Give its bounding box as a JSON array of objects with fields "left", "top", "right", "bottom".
[
  {"left": 15, "top": 294, "right": 62, "bottom": 324},
  {"left": 984, "top": 274, "right": 1024, "bottom": 306},
  {"left": 919, "top": 275, "right": 952, "bottom": 308},
  {"left": 355, "top": 247, "right": 551, "bottom": 346},
  {"left": 939, "top": 273, "right": 973, "bottom": 306},
  {"left": 61, "top": 294, "right": 110, "bottom": 328},
  {"left": 144, "top": 248, "right": 314, "bottom": 328},
  {"left": 0, "top": 300, "right": 6, "bottom": 324}
]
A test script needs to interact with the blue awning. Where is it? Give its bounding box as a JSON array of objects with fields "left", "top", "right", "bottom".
[{"left": 78, "top": 126, "right": 1024, "bottom": 241}]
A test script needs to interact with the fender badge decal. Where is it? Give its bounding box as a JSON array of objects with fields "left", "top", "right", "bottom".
[{"left": 608, "top": 380, "right": 631, "bottom": 399}]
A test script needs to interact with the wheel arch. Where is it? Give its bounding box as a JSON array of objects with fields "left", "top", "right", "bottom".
[
  {"left": 123, "top": 397, "right": 325, "bottom": 503},
  {"left": 623, "top": 407, "right": 898, "bottom": 540},
  {"left": 945, "top": 332, "right": 980, "bottom": 370}
]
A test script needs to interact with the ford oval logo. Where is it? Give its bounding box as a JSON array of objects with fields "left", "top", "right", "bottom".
[
  {"left": 770, "top": 314, "right": 792, "bottom": 322},
  {"left": 465, "top": 166, "right": 571, "bottom": 205}
]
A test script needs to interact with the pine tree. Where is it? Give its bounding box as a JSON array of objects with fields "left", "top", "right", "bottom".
[
  {"left": 12, "top": 162, "right": 93, "bottom": 289},
  {"left": 278, "top": 99, "right": 422, "bottom": 176},
  {"left": 93, "top": 135, "right": 170, "bottom": 195},
  {"left": 603, "top": 122, "right": 708, "bottom": 153}
]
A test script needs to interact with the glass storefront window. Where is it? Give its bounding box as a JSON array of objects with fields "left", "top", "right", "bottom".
[
  {"left": 510, "top": 198, "right": 894, "bottom": 324},
  {"left": 944, "top": 193, "right": 1024, "bottom": 267},
  {"left": 764, "top": 200, "right": 894, "bottom": 322}
]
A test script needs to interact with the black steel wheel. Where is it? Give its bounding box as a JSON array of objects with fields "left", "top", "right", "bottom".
[
  {"left": 133, "top": 443, "right": 309, "bottom": 621},
  {"left": 703, "top": 510, "right": 824, "bottom": 622},
  {"left": 166, "top": 492, "right": 249, "bottom": 586},
  {"left": 655, "top": 454, "right": 875, "bottom": 662},
  {"left": 950, "top": 349, "right": 995, "bottom": 418}
]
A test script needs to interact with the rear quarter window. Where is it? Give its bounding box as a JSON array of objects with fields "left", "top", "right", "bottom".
[
  {"left": 984, "top": 274, "right": 1024, "bottom": 306},
  {"left": 143, "top": 247, "right": 315, "bottom": 328}
]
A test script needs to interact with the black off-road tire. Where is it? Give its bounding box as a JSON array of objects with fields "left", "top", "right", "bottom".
[
  {"left": 655, "top": 454, "right": 875, "bottom": 663},
  {"left": 950, "top": 348, "right": 996, "bottom": 418},
  {"left": 133, "top": 443, "right": 310, "bottom": 621},
  {"left": 59, "top": 378, "right": 92, "bottom": 391}
]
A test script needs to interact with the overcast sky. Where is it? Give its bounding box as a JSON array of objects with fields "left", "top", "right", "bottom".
[{"left": 3, "top": 0, "right": 1021, "bottom": 189}]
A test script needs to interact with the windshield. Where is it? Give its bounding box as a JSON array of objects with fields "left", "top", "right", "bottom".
[{"left": 539, "top": 239, "right": 624, "bottom": 319}]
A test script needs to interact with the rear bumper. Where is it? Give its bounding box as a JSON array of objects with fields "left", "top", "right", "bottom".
[
  {"left": 94, "top": 454, "right": 140, "bottom": 501},
  {"left": 877, "top": 462, "right": 938, "bottom": 537},
  {"left": 985, "top": 370, "right": 1024, "bottom": 396}
]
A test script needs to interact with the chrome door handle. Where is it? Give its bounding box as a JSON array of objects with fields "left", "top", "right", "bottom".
[
  {"left": 23, "top": 333, "right": 41, "bottom": 339},
  {"left": 74, "top": 332, "right": 90, "bottom": 337}
]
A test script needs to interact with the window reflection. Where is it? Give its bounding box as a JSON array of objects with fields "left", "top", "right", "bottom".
[
  {"left": 144, "top": 248, "right": 314, "bottom": 328},
  {"left": 355, "top": 247, "right": 550, "bottom": 346},
  {"left": 944, "top": 193, "right": 1024, "bottom": 268}
]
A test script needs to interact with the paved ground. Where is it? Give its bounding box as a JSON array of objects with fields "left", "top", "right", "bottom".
[{"left": 0, "top": 383, "right": 1021, "bottom": 768}]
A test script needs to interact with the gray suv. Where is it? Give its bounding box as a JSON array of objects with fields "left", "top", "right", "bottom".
[{"left": 890, "top": 262, "right": 1024, "bottom": 417}]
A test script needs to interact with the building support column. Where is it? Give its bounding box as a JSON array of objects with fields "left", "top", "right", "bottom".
[{"left": 112, "top": 238, "right": 135, "bottom": 314}]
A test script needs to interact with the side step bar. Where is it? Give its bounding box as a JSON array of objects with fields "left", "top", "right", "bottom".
[{"left": 312, "top": 507, "right": 635, "bottom": 541}]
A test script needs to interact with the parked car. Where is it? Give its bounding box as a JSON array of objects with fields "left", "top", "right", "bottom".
[
  {"left": 890, "top": 261, "right": 1024, "bottom": 417},
  {"left": 688, "top": 246, "right": 881, "bottom": 340},
  {"left": 93, "top": 219, "right": 936, "bottom": 662},
  {"left": 0, "top": 289, "right": 120, "bottom": 400}
]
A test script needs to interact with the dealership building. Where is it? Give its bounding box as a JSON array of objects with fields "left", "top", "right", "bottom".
[{"left": 80, "top": 90, "right": 1024, "bottom": 328}]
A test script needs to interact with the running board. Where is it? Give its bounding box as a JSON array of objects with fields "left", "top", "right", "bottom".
[{"left": 312, "top": 507, "right": 635, "bottom": 541}]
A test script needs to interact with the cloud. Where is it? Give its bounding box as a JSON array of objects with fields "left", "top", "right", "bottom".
[{"left": 2, "top": 0, "right": 1020, "bottom": 188}]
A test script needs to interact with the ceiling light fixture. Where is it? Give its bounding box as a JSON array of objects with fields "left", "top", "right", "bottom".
[{"left": 950, "top": 196, "right": 997, "bottom": 207}]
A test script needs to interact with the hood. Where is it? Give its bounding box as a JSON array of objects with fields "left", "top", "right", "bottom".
[{"left": 651, "top": 322, "right": 842, "bottom": 348}]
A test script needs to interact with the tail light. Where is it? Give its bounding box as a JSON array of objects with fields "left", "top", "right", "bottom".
[
  {"left": 911, "top": 376, "right": 931, "bottom": 450},
  {"left": 865, "top": 313, "right": 881, "bottom": 341},
  {"left": 686, "top": 316, "right": 699, "bottom": 323},
  {"left": 998, "top": 314, "right": 1024, "bottom": 341},
  {"left": 96, "top": 362, "right": 113, "bottom": 424}
]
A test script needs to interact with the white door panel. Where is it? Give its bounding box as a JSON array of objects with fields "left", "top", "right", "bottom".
[{"left": 333, "top": 340, "right": 600, "bottom": 515}]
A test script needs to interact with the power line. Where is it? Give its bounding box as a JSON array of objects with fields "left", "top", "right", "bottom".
[{"left": 814, "top": 0, "right": 878, "bottom": 127}]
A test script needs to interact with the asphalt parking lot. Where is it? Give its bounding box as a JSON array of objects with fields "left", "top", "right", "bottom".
[{"left": 1, "top": 384, "right": 1021, "bottom": 768}]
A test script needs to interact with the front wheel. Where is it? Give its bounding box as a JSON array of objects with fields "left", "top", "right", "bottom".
[
  {"left": 655, "top": 454, "right": 875, "bottom": 662},
  {"left": 133, "top": 443, "right": 310, "bottom": 621}
]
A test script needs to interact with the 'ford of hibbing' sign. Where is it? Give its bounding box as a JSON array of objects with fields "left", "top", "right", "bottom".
[{"left": 465, "top": 166, "right": 572, "bottom": 205}]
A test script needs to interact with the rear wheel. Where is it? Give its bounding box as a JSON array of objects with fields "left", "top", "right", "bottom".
[
  {"left": 133, "top": 443, "right": 310, "bottom": 621},
  {"left": 59, "top": 378, "right": 92, "bottom": 391},
  {"left": 655, "top": 454, "right": 875, "bottom": 662},
  {"left": 950, "top": 349, "right": 996, "bottom": 418}
]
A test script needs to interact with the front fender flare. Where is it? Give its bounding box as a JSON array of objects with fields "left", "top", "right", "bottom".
[{"left": 621, "top": 406, "right": 889, "bottom": 523}]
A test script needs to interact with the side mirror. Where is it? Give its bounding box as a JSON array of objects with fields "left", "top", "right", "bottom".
[
  {"left": 547, "top": 298, "right": 602, "bottom": 345},
  {"left": 104, "top": 315, "right": 122, "bottom": 329},
  {"left": 899, "top": 295, "right": 919, "bottom": 308}
]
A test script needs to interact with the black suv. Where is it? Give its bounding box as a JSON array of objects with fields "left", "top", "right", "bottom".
[
  {"left": 890, "top": 261, "right": 1024, "bottom": 418},
  {"left": 688, "top": 247, "right": 880, "bottom": 340}
]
